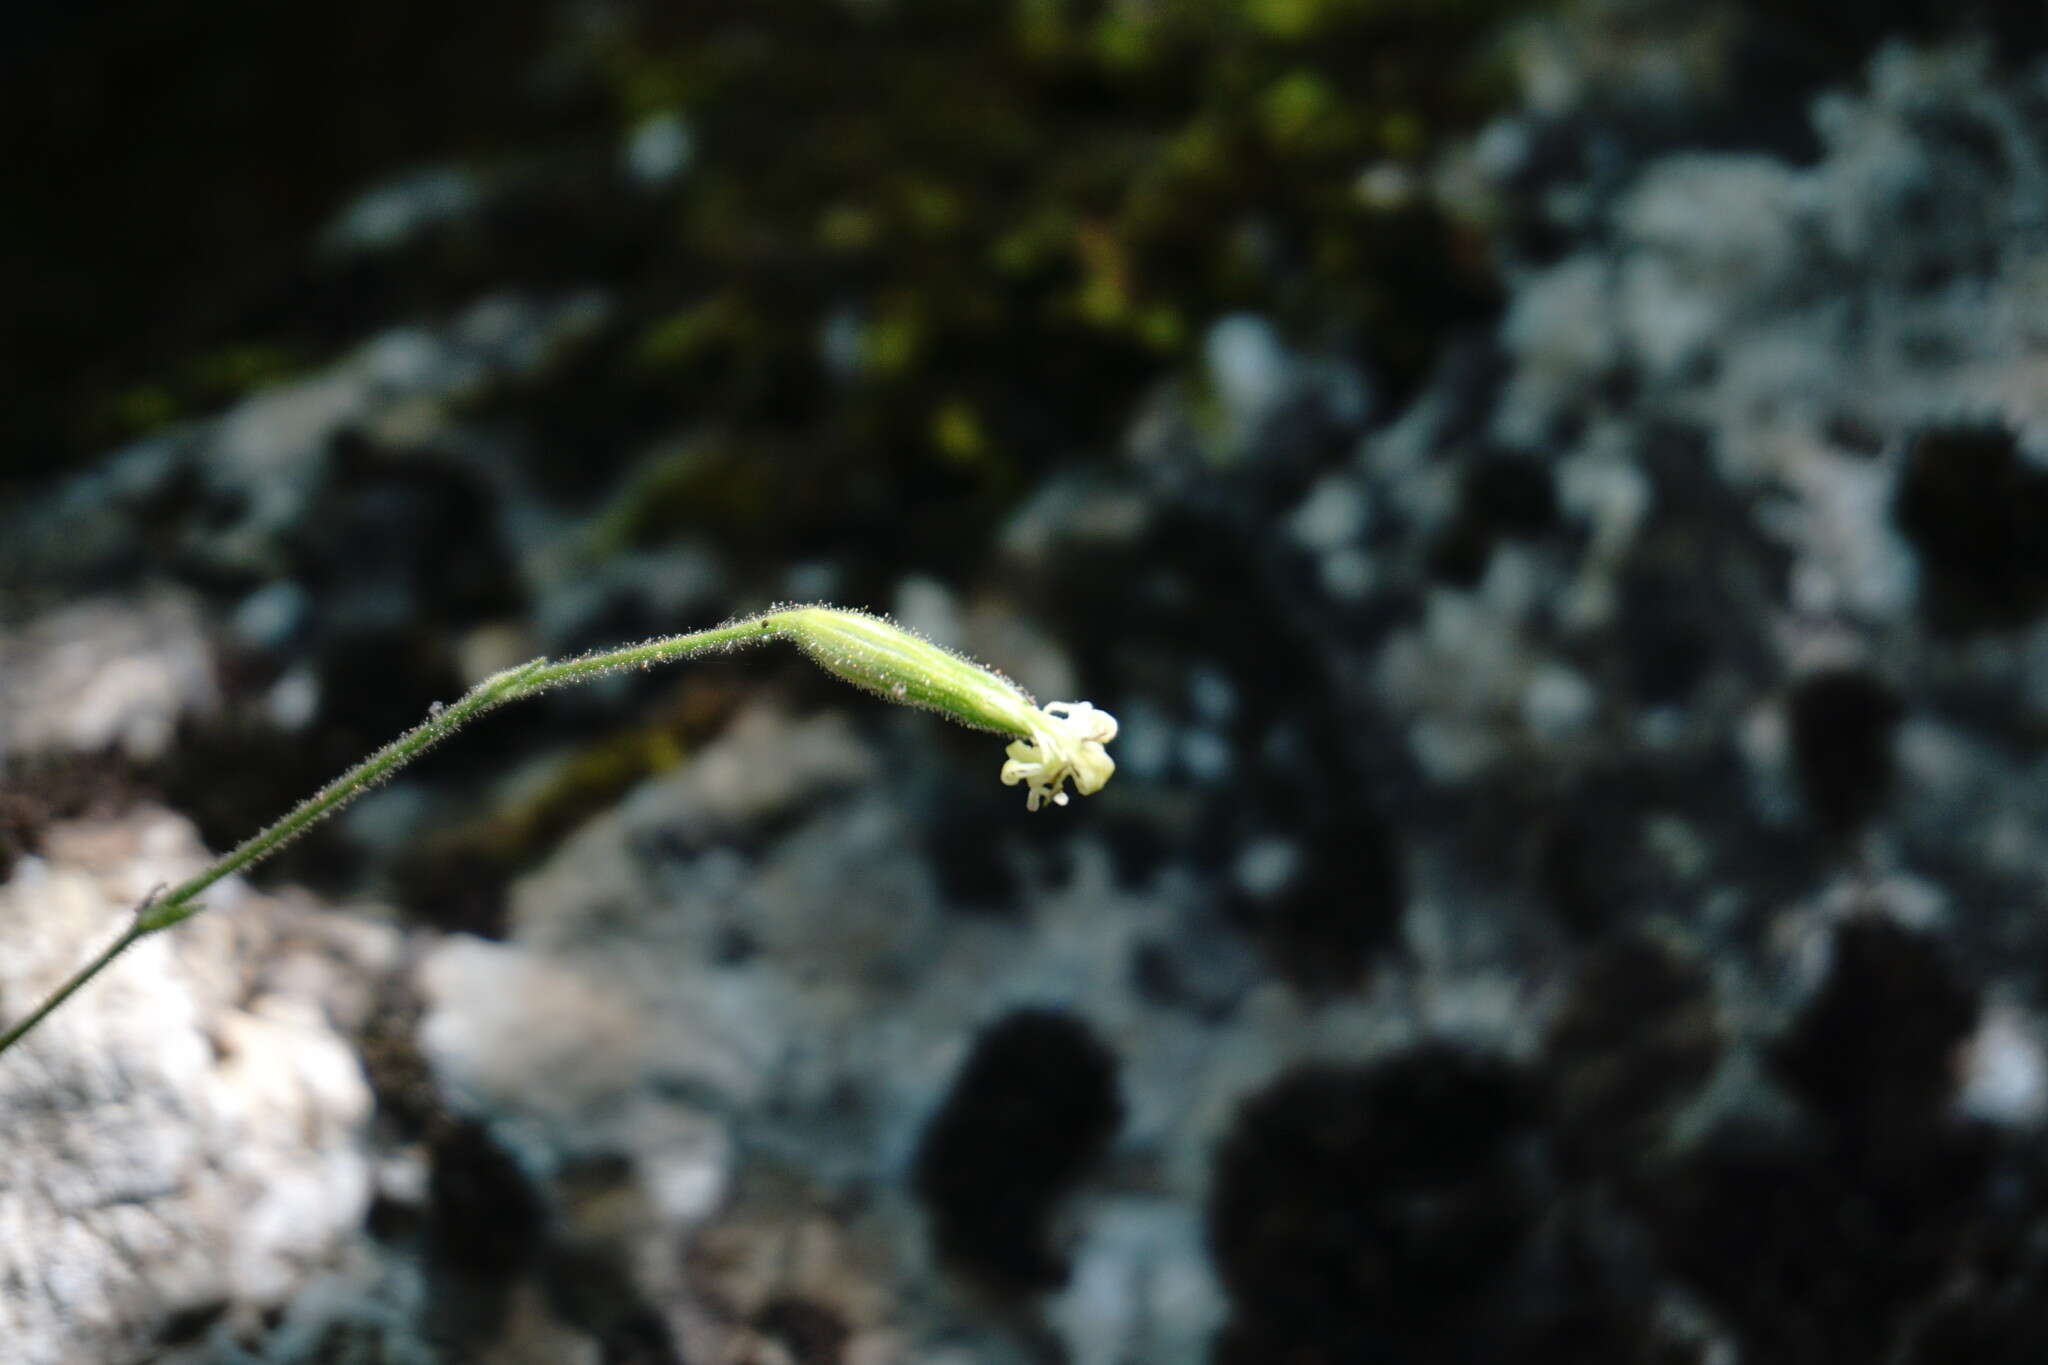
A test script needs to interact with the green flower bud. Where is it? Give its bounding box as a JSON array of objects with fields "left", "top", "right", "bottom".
[
  {"left": 777, "top": 606, "right": 1040, "bottom": 733},
  {"left": 775, "top": 606, "right": 1117, "bottom": 810}
]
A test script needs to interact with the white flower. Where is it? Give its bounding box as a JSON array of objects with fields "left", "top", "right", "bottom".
[
  {"left": 773, "top": 607, "right": 1118, "bottom": 813},
  {"left": 1000, "top": 700, "right": 1119, "bottom": 811}
]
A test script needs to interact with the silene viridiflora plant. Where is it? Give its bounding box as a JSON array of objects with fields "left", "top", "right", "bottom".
[{"left": 0, "top": 605, "right": 1118, "bottom": 1058}]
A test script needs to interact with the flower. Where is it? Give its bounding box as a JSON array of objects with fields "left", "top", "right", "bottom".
[
  {"left": 1001, "top": 700, "right": 1119, "bottom": 811},
  {"left": 772, "top": 606, "right": 1117, "bottom": 811}
]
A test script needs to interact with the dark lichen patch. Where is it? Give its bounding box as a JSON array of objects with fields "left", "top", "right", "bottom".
[
  {"left": 414, "top": 1120, "right": 547, "bottom": 1349},
  {"left": 427, "top": 1120, "right": 546, "bottom": 1278},
  {"left": 1770, "top": 915, "right": 1979, "bottom": 1154},
  {"left": 1904, "top": 1217, "right": 2048, "bottom": 1365},
  {"left": 303, "top": 441, "right": 527, "bottom": 632},
  {"left": 1726, "top": 0, "right": 2048, "bottom": 91},
  {"left": 1627, "top": 915, "right": 1992, "bottom": 1359},
  {"left": 1127, "top": 907, "right": 1257, "bottom": 1022},
  {"left": 1615, "top": 570, "right": 1719, "bottom": 707},
  {"left": 1223, "top": 812, "right": 1405, "bottom": 992},
  {"left": 1492, "top": 1303, "right": 1706, "bottom": 1365},
  {"left": 1894, "top": 423, "right": 2048, "bottom": 634},
  {"left": 912, "top": 1007, "right": 1122, "bottom": 1292},
  {"left": 1643, "top": 1118, "right": 1993, "bottom": 1363},
  {"left": 1611, "top": 423, "right": 1786, "bottom": 708},
  {"left": 1425, "top": 512, "right": 1499, "bottom": 589},
  {"left": 1206, "top": 1046, "right": 1537, "bottom": 1358},
  {"left": 542, "top": 1241, "right": 685, "bottom": 1365},
  {"left": 1127, "top": 940, "right": 1186, "bottom": 1010},
  {"left": 1462, "top": 451, "right": 1560, "bottom": 537},
  {"left": 592, "top": 1312, "right": 681, "bottom": 1365},
  {"left": 1786, "top": 667, "right": 1901, "bottom": 837},
  {"left": 1530, "top": 808, "right": 1621, "bottom": 941},
  {"left": 1823, "top": 412, "right": 1887, "bottom": 458},
  {"left": 1503, "top": 745, "right": 1815, "bottom": 942},
  {"left": 1427, "top": 450, "right": 1560, "bottom": 587},
  {"left": 753, "top": 1297, "right": 851, "bottom": 1365},
  {"left": 1544, "top": 932, "right": 1723, "bottom": 1176},
  {"left": 156, "top": 1298, "right": 230, "bottom": 1348}
]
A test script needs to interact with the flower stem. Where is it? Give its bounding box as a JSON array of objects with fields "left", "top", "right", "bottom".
[
  {"left": 0, "top": 613, "right": 792, "bottom": 1058},
  {"left": 0, "top": 604, "right": 1106, "bottom": 1060},
  {"left": 0, "top": 920, "right": 149, "bottom": 1056}
]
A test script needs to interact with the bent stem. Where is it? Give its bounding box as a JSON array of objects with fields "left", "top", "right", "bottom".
[
  {"left": 0, "top": 604, "right": 1119, "bottom": 1060},
  {"left": 0, "top": 610, "right": 844, "bottom": 1059}
]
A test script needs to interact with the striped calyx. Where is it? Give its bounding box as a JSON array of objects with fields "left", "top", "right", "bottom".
[{"left": 776, "top": 606, "right": 1117, "bottom": 810}]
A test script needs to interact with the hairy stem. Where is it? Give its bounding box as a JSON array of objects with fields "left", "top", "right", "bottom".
[
  {"left": 0, "top": 921, "right": 149, "bottom": 1055},
  {"left": 0, "top": 611, "right": 815, "bottom": 1058},
  {"left": 0, "top": 602, "right": 1121, "bottom": 1060}
]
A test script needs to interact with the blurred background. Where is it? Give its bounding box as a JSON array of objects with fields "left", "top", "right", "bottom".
[{"left": 4, "top": 0, "right": 2048, "bottom": 1361}]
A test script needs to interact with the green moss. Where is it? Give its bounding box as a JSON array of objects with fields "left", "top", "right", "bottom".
[
  {"left": 931, "top": 397, "right": 990, "bottom": 465},
  {"left": 588, "top": 0, "right": 1544, "bottom": 530},
  {"left": 133, "top": 0, "right": 1542, "bottom": 571},
  {"left": 633, "top": 294, "right": 754, "bottom": 371},
  {"left": 96, "top": 341, "right": 308, "bottom": 439},
  {"left": 188, "top": 342, "right": 300, "bottom": 398},
  {"left": 582, "top": 438, "right": 781, "bottom": 559},
  {"left": 1261, "top": 69, "right": 1346, "bottom": 151},
  {"left": 106, "top": 384, "right": 180, "bottom": 436}
]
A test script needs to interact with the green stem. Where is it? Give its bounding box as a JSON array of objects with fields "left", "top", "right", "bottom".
[
  {"left": 0, "top": 611, "right": 799, "bottom": 1059},
  {"left": 0, "top": 920, "right": 149, "bottom": 1055}
]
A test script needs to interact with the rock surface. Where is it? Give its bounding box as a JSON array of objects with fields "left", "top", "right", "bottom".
[
  {"left": 0, "top": 811, "right": 389, "bottom": 1365},
  {"left": 5, "top": 8, "right": 2048, "bottom": 1364}
]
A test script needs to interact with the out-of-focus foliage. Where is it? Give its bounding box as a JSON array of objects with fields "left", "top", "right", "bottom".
[
  {"left": 561, "top": 0, "right": 1532, "bottom": 566},
  {"left": 1, "top": 0, "right": 1530, "bottom": 541},
  {"left": 602, "top": 0, "right": 1520, "bottom": 449}
]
